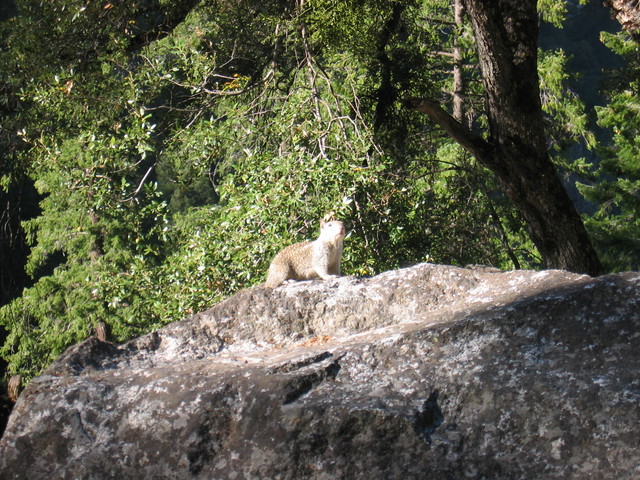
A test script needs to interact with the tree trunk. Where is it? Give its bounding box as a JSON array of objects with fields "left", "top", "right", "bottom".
[
  {"left": 606, "top": 0, "right": 640, "bottom": 40},
  {"left": 404, "top": 0, "right": 603, "bottom": 275}
]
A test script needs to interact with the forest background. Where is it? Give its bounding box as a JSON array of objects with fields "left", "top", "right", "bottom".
[{"left": 0, "top": 0, "right": 638, "bottom": 416}]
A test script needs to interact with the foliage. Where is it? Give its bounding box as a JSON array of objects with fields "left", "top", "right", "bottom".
[
  {"left": 579, "top": 31, "right": 640, "bottom": 271},
  {"left": 0, "top": 0, "right": 634, "bottom": 382},
  {"left": 538, "top": 48, "right": 597, "bottom": 153},
  {"left": 538, "top": 0, "right": 589, "bottom": 28}
]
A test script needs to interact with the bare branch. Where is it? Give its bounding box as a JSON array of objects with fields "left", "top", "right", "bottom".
[{"left": 401, "top": 97, "right": 494, "bottom": 166}]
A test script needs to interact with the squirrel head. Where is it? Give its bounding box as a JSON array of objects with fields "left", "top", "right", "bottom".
[{"left": 319, "top": 219, "right": 345, "bottom": 242}]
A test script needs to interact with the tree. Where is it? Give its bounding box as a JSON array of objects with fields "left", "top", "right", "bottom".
[
  {"left": 606, "top": 0, "right": 640, "bottom": 40},
  {"left": 403, "top": 0, "right": 603, "bottom": 275},
  {"left": 578, "top": 30, "right": 640, "bottom": 271}
]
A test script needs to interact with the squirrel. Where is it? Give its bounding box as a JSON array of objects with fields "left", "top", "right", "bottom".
[{"left": 264, "top": 219, "right": 346, "bottom": 288}]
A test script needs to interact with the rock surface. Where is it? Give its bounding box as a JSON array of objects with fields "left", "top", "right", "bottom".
[{"left": 1, "top": 263, "right": 639, "bottom": 479}]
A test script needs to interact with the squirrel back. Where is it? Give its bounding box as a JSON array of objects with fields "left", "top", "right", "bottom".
[{"left": 265, "top": 220, "right": 345, "bottom": 288}]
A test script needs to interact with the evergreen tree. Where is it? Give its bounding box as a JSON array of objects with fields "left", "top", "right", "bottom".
[{"left": 579, "top": 30, "right": 640, "bottom": 271}]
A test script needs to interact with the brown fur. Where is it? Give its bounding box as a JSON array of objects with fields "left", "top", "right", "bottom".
[{"left": 265, "top": 220, "right": 345, "bottom": 288}]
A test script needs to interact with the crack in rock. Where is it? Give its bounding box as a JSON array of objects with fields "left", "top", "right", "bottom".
[
  {"left": 413, "top": 390, "right": 444, "bottom": 445},
  {"left": 282, "top": 358, "right": 342, "bottom": 405}
]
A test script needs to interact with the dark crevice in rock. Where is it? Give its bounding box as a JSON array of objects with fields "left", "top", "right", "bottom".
[
  {"left": 283, "top": 359, "right": 342, "bottom": 405},
  {"left": 270, "top": 351, "right": 335, "bottom": 374},
  {"left": 413, "top": 390, "right": 444, "bottom": 445}
]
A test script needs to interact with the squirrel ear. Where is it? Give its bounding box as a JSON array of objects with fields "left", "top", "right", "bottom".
[
  {"left": 323, "top": 211, "right": 336, "bottom": 224},
  {"left": 320, "top": 218, "right": 326, "bottom": 228}
]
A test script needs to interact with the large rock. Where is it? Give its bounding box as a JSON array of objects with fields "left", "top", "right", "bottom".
[{"left": 1, "top": 264, "right": 639, "bottom": 479}]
